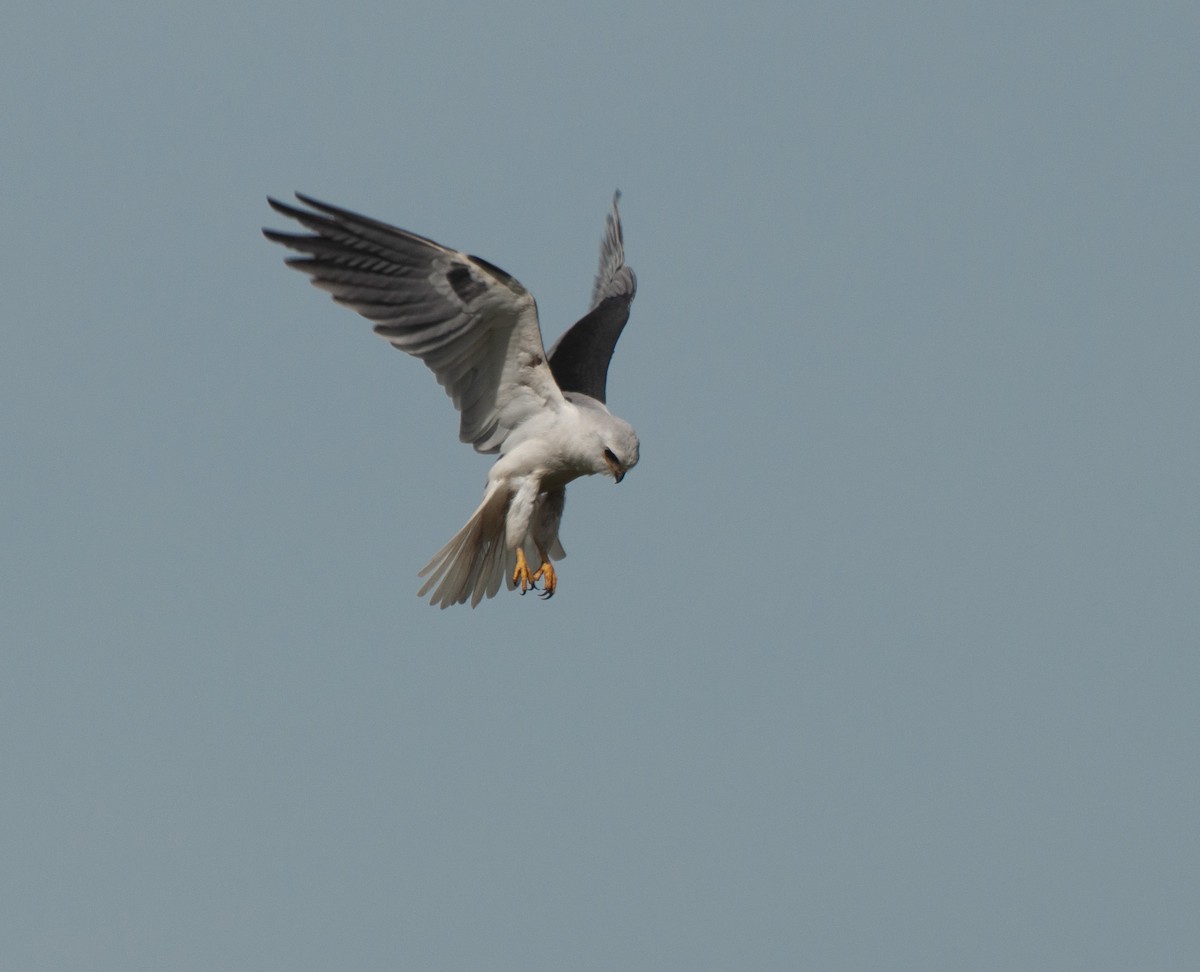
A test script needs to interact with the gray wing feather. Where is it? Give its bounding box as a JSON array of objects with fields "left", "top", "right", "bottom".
[
  {"left": 547, "top": 192, "right": 636, "bottom": 404},
  {"left": 590, "top": 191, "right": 637, "bottom": 310},
  {"left": 264, "top": 194, "right": 564, "bottom": 454}
]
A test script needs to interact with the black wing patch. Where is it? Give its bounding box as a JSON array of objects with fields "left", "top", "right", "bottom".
[
  {"left": 547, "top": 192, "right": 636, "bottom": 403},
  {"left": 548, "top": 295, "right": 634, "bottom": 404},
  {"left": 446, "top": 264, "right": 488, "bottom": 303}
]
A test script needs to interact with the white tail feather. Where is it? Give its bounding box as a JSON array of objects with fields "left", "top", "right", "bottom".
[{"left": 418, "top": 485, "right": 513, "bottom": 608}]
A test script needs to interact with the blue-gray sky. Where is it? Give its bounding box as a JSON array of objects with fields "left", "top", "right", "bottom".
[{"left": 3, "top": 2, "right": 1198, "bottom": 969}]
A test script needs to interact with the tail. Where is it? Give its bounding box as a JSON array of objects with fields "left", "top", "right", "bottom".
[{"left": 417, "top": 485, "right": 514, "bottom": 608}]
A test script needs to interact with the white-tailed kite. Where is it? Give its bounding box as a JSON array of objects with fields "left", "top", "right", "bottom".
[{"left": 264, "top": 193, "right": 640, "bottom": 607}]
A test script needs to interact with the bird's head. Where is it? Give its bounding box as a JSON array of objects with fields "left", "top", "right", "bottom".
[{"left": 600, "top": 418, "right": 639, "bottom": 484}]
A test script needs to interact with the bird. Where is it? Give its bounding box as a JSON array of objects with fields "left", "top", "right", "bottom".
[{"left": 263, "top": 192, "right": 640, "bottom": 608}]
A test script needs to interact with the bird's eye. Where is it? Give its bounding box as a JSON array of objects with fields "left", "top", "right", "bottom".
[{"left": 604, "top": 448, "right": 619, "bottom": 465}]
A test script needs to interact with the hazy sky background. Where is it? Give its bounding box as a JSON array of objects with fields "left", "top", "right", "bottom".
[{"left": 3, "top": 2, "right": 1198, "bottom": 969}]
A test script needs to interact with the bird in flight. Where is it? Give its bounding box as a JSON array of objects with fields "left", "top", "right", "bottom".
[{"left": 264, "top": 192, "right": 640, "bottom": 607}]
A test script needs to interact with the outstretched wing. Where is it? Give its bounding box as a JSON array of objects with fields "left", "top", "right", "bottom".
[
  {"left": 264, "top": 194, "right": 565, "bottom": 454},
  {"left": 547, "top": 192, "right": 637, "bottom": 404}
]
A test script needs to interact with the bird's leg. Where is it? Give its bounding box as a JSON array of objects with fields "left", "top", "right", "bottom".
[
  {"left": 513, "top": 547, "right": 535, "bottom": 595},
  {"left": 532, "top": 558, "right": 557, "bottom": 599}
]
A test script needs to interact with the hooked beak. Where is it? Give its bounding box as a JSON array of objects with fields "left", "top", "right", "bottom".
[{"left": 605, "top": 453, "right": 626, "bottom": 484}]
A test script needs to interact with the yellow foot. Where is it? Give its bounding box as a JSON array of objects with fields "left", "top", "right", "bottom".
[
  {"left": 512, "top": 549, "right": 557, "bottom": 599},
  {"left": 532, "top": 560, "right": 557, "bottom": 599},
  {"left": 513, "top": 548, "right": 535, "bottom": 594}
]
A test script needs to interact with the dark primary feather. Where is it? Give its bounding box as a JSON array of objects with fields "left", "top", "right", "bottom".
[
  {"left": 262, "top": 194, "right": 471, "bottom": 351},
  {"left": 263, "top": 193, "right": 556, "bottom": 454},
  {"left": 548, "top": 192, "right": 637, "bottom": 404}
]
